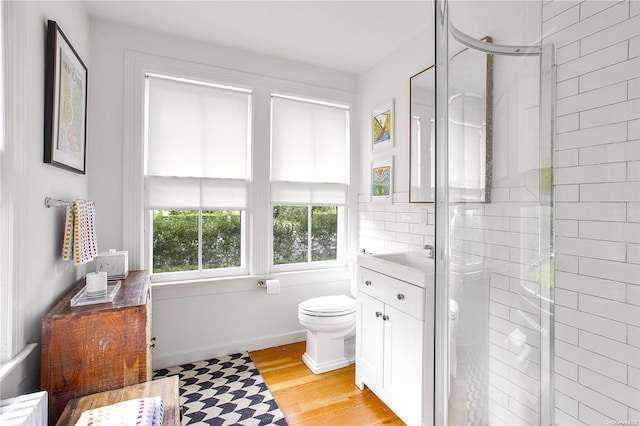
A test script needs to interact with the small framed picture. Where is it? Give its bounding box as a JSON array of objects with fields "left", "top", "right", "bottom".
[
  {"left": 372, "top": 100, "right": 394, "bottom": 150},
  {"left": 371, "top": 157, "right": 393, "bottom": 203},
  {"left": 44, "top": 20, "right": 88, "bottom": 174}
]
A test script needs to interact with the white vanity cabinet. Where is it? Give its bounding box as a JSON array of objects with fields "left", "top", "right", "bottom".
[{"left": 355, "top": 265, "right": 433, "bottom": 426}]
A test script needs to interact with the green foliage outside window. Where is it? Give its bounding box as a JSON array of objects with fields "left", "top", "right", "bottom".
[
  {"left": 152, "top": 210, "right": 241, "bottom": 273},
  {"left": 152, "top": 206, "right": 338, "bottom": 273},
  {"left": 273, "top": 206, "right": 308, "bottom": 265},
  {"left": 272, "top": 205, "right": 337, "bottom": 265}
]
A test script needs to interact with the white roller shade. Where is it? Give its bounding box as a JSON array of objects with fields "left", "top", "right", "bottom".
[
  {"left": 270, "top": 181, "right": 347, "bottom": 206},
  {"left": 271, "top": 96, "right": 348, "bottom": 205},
  {"left": 145, "top": 75, "right": 250, "bottom": 209},
  {"left": 145, "top": 176, "right": 248, "bottom": 210}
]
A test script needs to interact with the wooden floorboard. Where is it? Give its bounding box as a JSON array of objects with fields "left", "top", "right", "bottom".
[{"left": 250, "top": 342, "right": 405, "bottom": 426}]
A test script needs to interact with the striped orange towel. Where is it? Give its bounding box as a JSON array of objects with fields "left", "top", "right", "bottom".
[{"left": 62, "top": 200, "right": 98, "bottom": 265}]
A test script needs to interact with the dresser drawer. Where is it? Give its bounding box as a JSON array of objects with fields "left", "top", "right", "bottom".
[{"left": 358, "top": 267, "right": 425, "bottom": 320}]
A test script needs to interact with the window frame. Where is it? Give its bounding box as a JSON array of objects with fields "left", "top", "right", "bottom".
[
  {"left": 269, "top": 94, "right": 350, "bottom": 272},
  {"left": 124, "top": 51, "right": 357, "bottom": 284},
  {"left": 143, "top": 74, "right": 252, "bottom": 283},
  {"left": 270, "top": 204, "right": 346, "bottom": 273},
  {"left": 147, "top": 209, "right": 248, "bottom": 283}
]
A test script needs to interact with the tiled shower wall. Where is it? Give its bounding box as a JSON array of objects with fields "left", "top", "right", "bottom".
[
  {"left": 447, "top": 15, "right": 546, "bottom": 426},
  {"left": 543, "top": 0, "right": 640, "bottom": 424},
  {"left": 358, "top": 2, "right": 638, "bottom": 424},
  {"left": 357, "top": 193, "right": 436, "bottom": 255}
]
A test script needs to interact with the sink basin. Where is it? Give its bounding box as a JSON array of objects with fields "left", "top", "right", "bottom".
[{"left": 357, "top": 251, "right": 434, "bottom": 287}]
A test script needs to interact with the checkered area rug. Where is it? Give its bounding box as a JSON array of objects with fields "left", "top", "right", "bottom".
[{"left": 154, "top": 352, "right": 288, "bottom": 425}]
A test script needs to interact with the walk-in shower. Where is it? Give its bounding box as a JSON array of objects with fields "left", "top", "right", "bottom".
[{"left": 435, "top": 1, "right": 555, "bottom": 424}]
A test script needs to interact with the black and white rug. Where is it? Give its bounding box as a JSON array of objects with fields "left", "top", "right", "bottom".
[{"left": 154, "top": 352, "right": 288, "bottom": 426}]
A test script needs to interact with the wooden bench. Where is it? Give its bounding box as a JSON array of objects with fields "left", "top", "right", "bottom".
[{"left": 55, "top": 376, "right": 180, "bottom": 425}]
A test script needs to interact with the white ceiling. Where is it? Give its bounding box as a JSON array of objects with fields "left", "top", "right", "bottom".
[{"left": 84, "top": 0, "right": 431, "bottom": 74}]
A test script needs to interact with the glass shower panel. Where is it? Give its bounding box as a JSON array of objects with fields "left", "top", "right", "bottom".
[{"left": 442, "top": 1, "right": 551, "bottom": 425}]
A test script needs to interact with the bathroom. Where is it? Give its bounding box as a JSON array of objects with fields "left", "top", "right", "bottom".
[{"left": 1, "top": 1, "right": 639, "bottom": 425}]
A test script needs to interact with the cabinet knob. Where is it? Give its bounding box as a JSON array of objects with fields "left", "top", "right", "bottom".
[
  {"left": 397, "top": 293, "right": 405, "bottom": 300},
  {"left": 382, "top": 315, "right": 390, "bottom": 321},
  {"left": 365, "top": 280, "right": 372, "bottom": 286},
  {"left": 375, "top": 311, "right": 382, "bottom": 318}
]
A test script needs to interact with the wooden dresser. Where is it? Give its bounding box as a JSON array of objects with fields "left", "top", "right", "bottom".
[{"left": 41, "top": 270, "right": 153, "bottom": 423}]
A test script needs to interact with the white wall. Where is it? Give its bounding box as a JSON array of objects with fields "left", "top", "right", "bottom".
[
  {"left": 542, "top": 1, "right": 640, "bottom": 424},
  {"left": 0, "top": 1, "right": 90, "bottom": 399},
  {"left": 88, "top": 19, "right": 359, "bottom": 369},
  {"left": 357, "top": 29, "right": 436, "bottom": 254}
]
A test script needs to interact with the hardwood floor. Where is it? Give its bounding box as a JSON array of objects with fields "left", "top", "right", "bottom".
[{"left": 250, "top": 342, "right": 405, "bottom": 426}]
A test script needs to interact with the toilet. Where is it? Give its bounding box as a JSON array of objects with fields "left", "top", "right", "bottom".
[{"left": 298, "top": 294, "right": 356, "bottom": 374}]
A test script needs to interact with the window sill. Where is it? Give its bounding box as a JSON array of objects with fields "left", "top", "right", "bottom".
[{"left": 150, "top": 267, "right": 351, "bottom": 301}]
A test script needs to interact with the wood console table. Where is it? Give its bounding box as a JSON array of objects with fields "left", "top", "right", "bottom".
[
  {"left": 41, "top": 270, "right": 152, "bottom": 423},
  {"left": 56, "top": 376, "right": 180, "bottom": 425}
]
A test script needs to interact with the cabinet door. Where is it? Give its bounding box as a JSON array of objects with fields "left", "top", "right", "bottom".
[
  {"left": 357, "top": 292, "right": 385, "bottom": 387},
  {"left": 384, "top": 304, "right": 423, "bottom": 420}
]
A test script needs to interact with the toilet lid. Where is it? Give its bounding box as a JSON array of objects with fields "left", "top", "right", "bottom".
[{"left": 299, "top": 295, "right": 356, "bottom": 316}]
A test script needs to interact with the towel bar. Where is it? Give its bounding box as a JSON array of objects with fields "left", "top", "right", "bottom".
[{"left": 44, "top": 197, "right": 72, "bottom": 208}]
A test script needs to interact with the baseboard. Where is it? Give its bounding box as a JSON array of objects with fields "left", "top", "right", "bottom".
[{"left": 152, "top": 330, "right": 307, "bottom": 370}]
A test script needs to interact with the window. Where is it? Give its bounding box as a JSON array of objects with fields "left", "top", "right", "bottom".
[
  {"left": 144, "top": 75, "right": 250, "bottom": 279},
  {"left": 270, "top": 95, "right": 349, "bottom": 269}
]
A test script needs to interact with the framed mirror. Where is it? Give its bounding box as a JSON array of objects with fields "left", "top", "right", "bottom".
[
  {"left": 409, "top": 37, "right": 493, "bottom": 203},
  {"left": 409, "top": 65, "right": 436, "bottom": 202}
]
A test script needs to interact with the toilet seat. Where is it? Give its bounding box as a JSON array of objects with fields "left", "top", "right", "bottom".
[{"left": 299, "top": 295, "right": 356, "bottom": 317}]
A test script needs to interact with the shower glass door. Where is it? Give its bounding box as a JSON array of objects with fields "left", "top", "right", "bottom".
[{"left": 435, "top": 1, "right": 554, "bottom": 425}]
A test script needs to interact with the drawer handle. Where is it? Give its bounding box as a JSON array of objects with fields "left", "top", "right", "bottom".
[
  {"left": 397, "top": 293, "right": 405, "bottom": 300},
  {"left": 365, "top": 280, "right": 372, "bottom": 286},
  {"left": 382, "top": 315, "right": 390, "bottom": 321},
  {"left": 375, "top": 311, "right": 382, "bottom": 318}
]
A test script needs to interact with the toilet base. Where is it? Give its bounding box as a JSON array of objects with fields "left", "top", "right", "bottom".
[
  {"left": 302, "top": 352, "right": 351, "bottom": 375},
  {"left": 302, "top": 331, "right": 355, "bottom": 374}
]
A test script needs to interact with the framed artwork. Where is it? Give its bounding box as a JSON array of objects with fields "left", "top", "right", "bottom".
[
  {"left": 371, "top": 157, "right": 393, "bottom": 203},
  {"left": 372, "top": 100, "right": 394, "bottom": 150},
  {"left": 44, "top": 20, "right": 88, "bottom": 174}
]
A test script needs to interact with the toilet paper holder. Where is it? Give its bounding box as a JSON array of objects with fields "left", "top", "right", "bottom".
[{"left": 257, "top": 279, "right": 281, "bottom": 295}]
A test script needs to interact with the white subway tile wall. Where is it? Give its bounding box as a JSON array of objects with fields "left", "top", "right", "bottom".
[
  {"left": 357, "top": 2, "right": 639, "bottom": 424},
  {"left": 544, "top": 1, "right": 640, "bottom": 425},
  {"left": 357, "top": 193, "right": 435, "bottom": 254}
]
